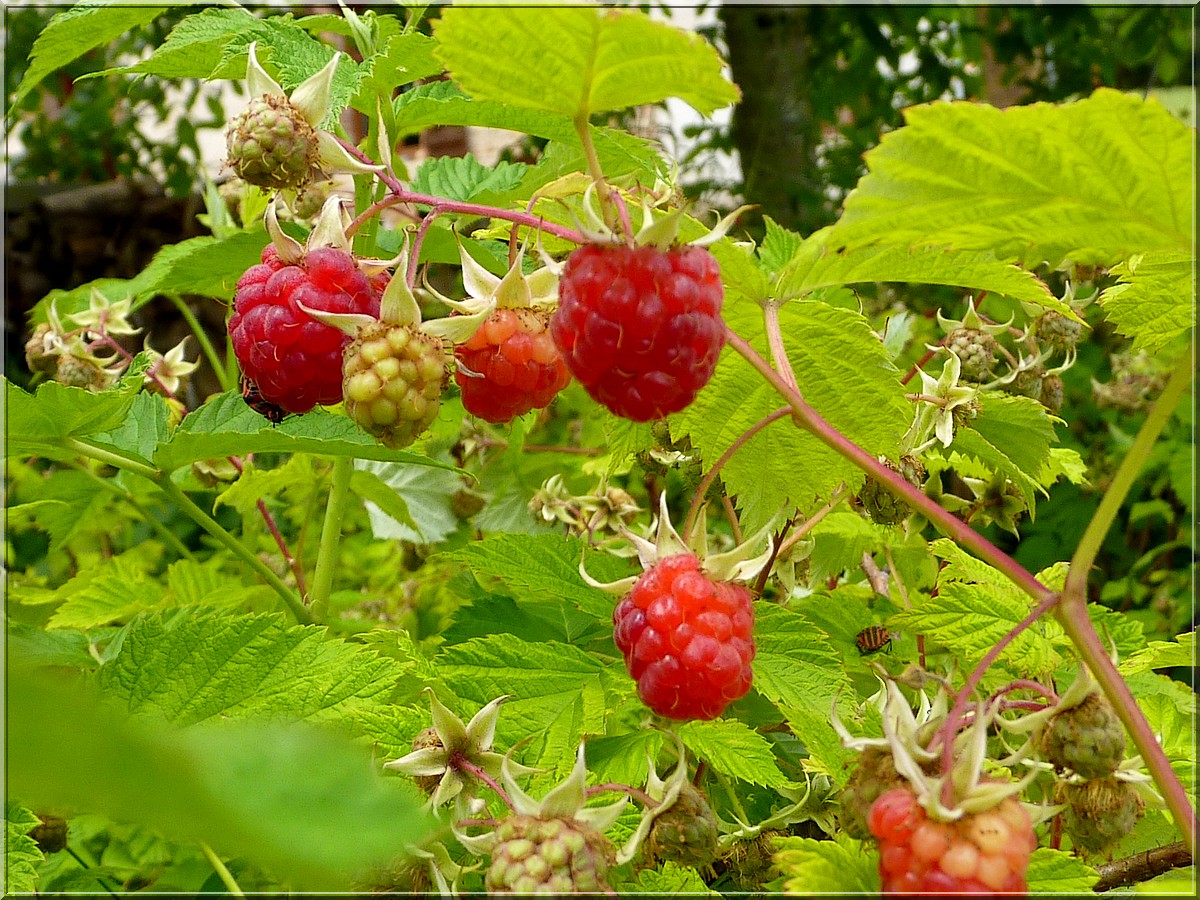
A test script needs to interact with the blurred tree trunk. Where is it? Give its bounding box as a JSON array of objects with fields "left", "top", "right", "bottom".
[{"left": 718, "top": 5, "right": 826, "bottom": 237}]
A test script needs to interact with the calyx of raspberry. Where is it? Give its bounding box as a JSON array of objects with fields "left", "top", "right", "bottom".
[
  {"left": 227, "top": 42, "right": 383, "bottom": 192},
  {"left": 934, "top": 296, "right": 1013, "bottom": 341},
  {"left": 581, "top": 492, "right": 776, "bottom": 593},
  {"left": 384, "top": 689, "right": 534, "bottom": 810},
  {"left": 614, "top": 732, "right": 690, "bottom": 864}
]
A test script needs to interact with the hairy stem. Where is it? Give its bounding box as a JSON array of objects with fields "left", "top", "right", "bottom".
[
  {"left": 587, "top": 782, "right": 659, "bottom": 808},
  {"left": 680, "top": 406, "right": 790, "bottom": 541},
  {"left": 65, "top": 438, "right": 159, "bottom": 481},
  {"left": 308, "top": 457, "right": 353, "bottom": 622},
  {"left": 200, "top": 842, "right": 245, "bottom": 898},
  {"left": 156, "top": 477, "right": 311, "bottom": 625},
  {"left": 167, "top": 293, "right": 233, "bottom": 393}
]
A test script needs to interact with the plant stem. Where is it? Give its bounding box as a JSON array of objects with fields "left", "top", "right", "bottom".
[
  {"left": 763, "top": 301, "right": 801, "bottom": 395},
  {"left": 66, "top": 461, "right": 196, "bottom": 561},
  {"left": 156, "top": 477, "right": 312, "bottom": 625},
  {"left": 775, "top": 487, "right": 847, "bottom": 559},
  {"left": 454, "top": 756, "right": 516, "bottom": 812},
  {"left": 65, "top": 438, "right": 159, "bottom": 481},
  {"left": 308, "top": 457, "right": 353, "bottom": 623},
  {"left": 167, "top": 293, "right": 233, "bottom": 393},
  {"left": 228, "top": 456, "right": 307, "bottom": 595},
  {"left": 586, "top": 782, "right": 659, "bottom": 808},
  {"left": 200, "top": 842, "right": 245, "bottom": 898},
  {"left": 574, "top": 112, "right": 618, "bottom": 230},
  {"left": 680, "top": 406, "right": 791, "bottom": 541},
  {"left": 1064, "top": 343, "right": 1194, "bottom": 601}
]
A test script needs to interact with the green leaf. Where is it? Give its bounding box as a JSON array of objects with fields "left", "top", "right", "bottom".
[
  {"left": 214, "top": 454, "right": 322, "bottom": 521},
  {"left": 392, "top": 82, "right": 664, "bottom": 183},
  {"left": 1138, "top": 691, "right": 1197, "bottom": 798},
  {"left": 4, "top": 801, "right": 44, "bottom": 895},
  {"left": 583, "top": 730, "right": 663, "bottom": 788},
  {"left": 830, "top": 89, "right": 1193, "bottom": 268},
  {"left": 443, "top": 590, "right": 610, "bottom": 648},
  {"left": 677, "top": 299, "right": 910, "bottom": 534},
  {"left": 47, "top": 550, "right": 168, "bottom": 631},
  {"left": 776, "top": 229, "right": 1061, "bottom": 311},
  {"left": 1025, "top": 847, "right": 1099, "bottom": 893},
  {"left": 132, "top": 231, "right": 268, "bottom": 304},
  {"left": 89, "top": 391, "right": 173, "bottom": 464},
  {"left": 1098, "top": 250, "right": 1195, "bottom": 353},
  {"left": 440, "top": 533, "right": 629, "bottom": 623},
  {"left": 10, "top": 3, "right": 168, "bottom": 111},
  {"left": 99, "top": 613, "right": 407, "bottom": 726},
  {"left": 1135, "top": 867, "right": 1197, "bottom": 895},
  {"left": 623, "top": 860, "right": 718, "bottom": 894},
  {"left": 775, "top": 834, "right": 881, "bottom": 893},
  {"left": 354, "top": 459, "right": 462, "bottom": 545},
  {"left": 6, "top": 471, "right": 112, "bottom": 554},
  {"left": 5, "top": 378, "right": 139, "bottom": 460},
  {"left": 435, "top": 635, "right": 608, "bottom": 749},
  {"left": 1120, "top": 630, "right": 1196, "bottom": 676},
  {"left": 948, "top": 391, "right": 1059, "bottom": 509},
  {"left": 807, "top": 512, "right": 894, "bottom": 583},
  {"left": 154, "top": 391, "right": 456, "bottom": 472},
  {"left": 8, "top": 667, "right": 433, "bottom": 890},
  {"left": 351, "top": 32, "right": 444, "bottom": 112},
  {"left": 164, "top": 559, "right": 275, "bottom": 613},
  {"left": 410, "top": 153, "right": 529, "bottom": 204},
  {"left": 96, "top": 7, "right": 259, "bottom": 79},
  {"left": 433, "top": 6, "right": 737, "bottom": 118},
  {"left": 675, "top": 719, "right": 792, "bottom": 788}
]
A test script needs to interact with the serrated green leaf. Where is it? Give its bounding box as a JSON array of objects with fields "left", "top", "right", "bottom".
[
  {"left": 47, "top": 551, "right": 168, "bottom": 631},
  {"left": 10, "top": 3, "right": 167, "bottom": 111},
  {"left": 99, "top": 613, "right": 407, "bottom": 726},
  {"left": 583, "top": 731, "right": 664, "bottom": 788},
  {"left": 392, "top": 82, "right": 664, "bottom": 183},
  {"left": 7, "top": 470, "right": 113, "bottom": 554},
  {"left": 89, "top": 391, "right": 173, "bottom": 464},
  {"left": 807, "top": 512, "right": 894, "bottom": 583},
  {"left": 776, "top": 834, "right": 880, "bottom": 894},
  {"left": 930, "top": 537, "right": 1024, "bottom": 594},
  {"left": 8, "top": 667, "right": 432, "bottom": 890},
  {"left": 96, "top": 7, "right": 259, "bottom": 80},
  {"left": 1135, "top": 867, "right": 1197, "bottom": 894},
  {"left": 622, "top": 860, "right": 718, "bottom": 894},
  {"left": 132, "top": 231, "right": 268, "bottom": 304},
  {"left": 1120, "top": 630, "right": 1196, "bottom": 676},
  {"left": 440, "top": 533, "right": 630, "bottom": 623},
  {"left": 889, "top": 582, "right": 1063, "bottom": 674},
  {"left": 758, "top": 217, "right": 806, "bottom": 276},
  {"left": 5, "top": 377, "right": 140, "bottom": 460},
  {"left": 214, "top": 454, "right": 321, "bottom": 521},
  {"left": 1098, "top": 250, "right": 1195, "bottom": 353},
  {"left": 1025, "top": 847, "right": 1099, "bottom": 893},
  {"left": 830, "top": 89, "right": 1193, "bottom": 268},
  {"left": 433, "top": 6, "right": 737, "bottom": 118},
  {"left": 776, "top": 229, "right": 1060, "bottom": 311},
  {"left": 351, "top": 31, "right": 443, "bottom": 113},
  {"left": 435, "top": 635, "right": 607, "bottom": 750},
  {"left": 6, "top": 620, "right": 100, "bottom": 671},
  {"left": 443, "top": 591, "right": 610, "bottom": 648},
  {"left": 1137, "top": 690, "right": 1197, "bottom": 798},
  {"left": 1086, "top": 603, "right": 1147, "bottom": 660},
  {"left": 677, "top": 299, "right": 909, "bottom": 534},
  {"left": 4, "top": 800, "right": 44, "bottom": 895},
  {"left": 164, "top": 559, "right": 275, "bottom": 613},
  {"left": 676, "top": 719, "right": 791, "bottom": 789},
  {"left": 410, "top": 153, "right": 529, "bottom": 204},
  {"left": 154, "top": 391, "right": 456, "bottom": 472},
  {"left": 355, "top": 458, "right": 462, "bottom": 545},
  {"left": 751, "top": 603, "right": 856, "bottom": 780},
  {"left": 949, "top": 391, "right": 1058, "bottom": 509}
]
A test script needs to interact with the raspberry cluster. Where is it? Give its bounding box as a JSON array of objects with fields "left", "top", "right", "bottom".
[
  {"left": 486, "top": 815, "right": 613, "bottom": 894},
  {"left": 229, "top": 246, "right": 381, "bottom": 413},
  {"left": 612, "top": 553, "right": 755, "bottom": 720},
  {"left": 868, "top": 788, "right": 1035, "bottom": 894},
  {"left": 455, "top": 308, "right": 571, "bottom": 423},
  {"left": 550, "top": 243, "right": 726, "bottom": 421}
]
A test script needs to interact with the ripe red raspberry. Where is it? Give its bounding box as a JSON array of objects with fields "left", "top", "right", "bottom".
[
  {"left": 229, "top": 245, "right": 382, "bottom": 414},
  {"left": 550, "top": 243, "right": 725, "bottom": 422},
  {"left": 868, "top": 788, "right": 1035, "bottom": 895},
  {"left": 455, "top": 308, "right": 571, "bottom": 423},
  {"left": 612, "top": 553, "right": 754, "bottom": 720}
]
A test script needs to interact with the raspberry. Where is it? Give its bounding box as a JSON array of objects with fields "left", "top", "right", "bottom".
[
  {"left": 229, "top": 245, "right": 382, "bottom": 414},
  {"left": 1040, "top": 691, "right": 1126, "bottom": 779},
  {"left": 226, "top": 94, "right": 319, "bottom": 192},
  {"left": 1063, "top": 776, "right": 1144, "bottom": 854},
  {"left": 1040, "top": 375, "right": 1064, "bottom": 413},
  {"left": 858, "top": 456, "right": 926, "bottom": 526},
  {"left": 454, "top": 308, "right": 571, "bottom": 423},
  {"left": 24, "top": 324, "right": 59, "bottom": 375},
  {"left": 839, "top": 746, "right": 910, "bottom": 840},
  {"left": 550, "top": 243, "right": 725, "bottom": 421},
  {"left": 868, "top": 789, "right": 1035, "bottom": 895},
  {"left": 612, "top": 553, "right": 755, "bottom": 720},
  {"left": 342, "top": 322, "right": 445, "bottom": 448},
  {"left": 945, "top": 328, "right": 998, "bottom": 382},
  {"left": 1035, "top": 311, "right": 1083, "bottom": 352},
  {"left": 486, "top": 815, "right": 613, "bottom": 894},
  {"left": 1003, "top": 365, "right": 1046, "bottom": 401},
  {"left": 647, "top": 782, "right": 720, "bottom": 868},
  {"left": 408, "top": 727, "right": 444, "bottom": 795}
]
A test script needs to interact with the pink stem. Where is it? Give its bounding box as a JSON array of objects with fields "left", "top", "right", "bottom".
[
  {"left": 228, "top": 456, "right": 307, "bottom": 595},
  {"left": 453, "top": 755, "right": 516, "bottom": 812},
  {"left": 586, "top": 782, "right": 659, "bottom": 808}
]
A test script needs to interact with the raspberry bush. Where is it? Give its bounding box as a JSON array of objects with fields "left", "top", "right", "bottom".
[{"left": 5, "top": 4, "right": 1195, "bottom": 897}]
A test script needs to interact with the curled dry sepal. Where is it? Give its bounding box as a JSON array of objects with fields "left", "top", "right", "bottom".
[
  {"left": 384, "top": 689, "right": 535, "bottom": 810},
  {"left": 226, "top": 42, "right": 383, "bottom": 193}
]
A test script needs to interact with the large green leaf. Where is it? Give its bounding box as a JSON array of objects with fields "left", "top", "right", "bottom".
[
  {"left": 776, "top": 835, "right": 881, "bottom": 894},
  {"left": 4, "top": 801, "right": 44, "bottom": 895},
  {"left": 350, "top": 32, "right": 444, "bottom": 113},
  {"left": 8, "top": 667, "right": 432, "bottom": 889},
  {"left": 433, "top": 6, "right": 737, "bottom": 118},
  {"left": 91, "top": 7, "right": 259, "bottom": 79},
  {"left": 1098, "top": 250, "right": 1195, "bottom": 353},
  {"left": 132, "top": 231, "right": 268, "bottom": 303},
  {"left": 9, "top": 3, "right": 168, "bottom": 111},
  {"left": 5, "top": 378, "right": 139, "bottom": 461},
  {"left": 831, "top": 89, "right": 1194, "bottom": 268},
  {"left": 676, "top": 719, "right": 793, "bottom": 788}
]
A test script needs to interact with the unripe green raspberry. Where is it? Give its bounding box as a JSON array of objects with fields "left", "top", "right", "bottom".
[
  {"left": 1040, "top": 691, "right": 1126, "bottom": 779},
  {"left": 486, "top": 815, "right": 613, "bottom": 894},
  {"left": 946, "top": 328, "right": 998, "bottom": 382},
  {"left": 838, "top": 745, "right": 909, "bottom": 840},
  {"left": 1041, "top": 374, "right": 1064, "bottom": 413},
  {"left": 1063, "top": 776, "right": 1143, "bottom": 854},
  {"left": 1036, "top": 311, "right": 1084, "bottom": 352},
  {"left": 1004, "top": 365, "right": 1046, "bottom": 401},
  {"left": 647, "top": 782, "right": 720, "bottom": 868},
  {"left": 25, "top": 324, "right": 59, "bottom": 375},
  {"left": 226, "top": 95, "right": 319, "bottom": 192},
  {"left": 343, "top": 323, "right": 445, "bottom": 449},
  {"left": 55, "top": 353, "right": 110, "bottom": 391},
  {"left": 858, "top": 456, "right": 926, "bottom": 526}
]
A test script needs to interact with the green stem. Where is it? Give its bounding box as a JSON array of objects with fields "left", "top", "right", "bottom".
[
  {"left": 167, "top": 293, "right": 233, "bottom": 393},
  {"left": 157, "top": 476, "right": 312, "bottom": 625},
  {"left": 200, "top": 842, "right": 245, "bottom": 898},
  {"left": 1064, "top": 343, "right": 1194, "bottom": 600},
  {"left": 573, "top": 112, "right": 618, "bottom": 230},
  {"left": 65, "top": 438, "right": 159, "bottom": 481},
  {"left": 308, "top": 457, "right": 353, "bottom": 622}
]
